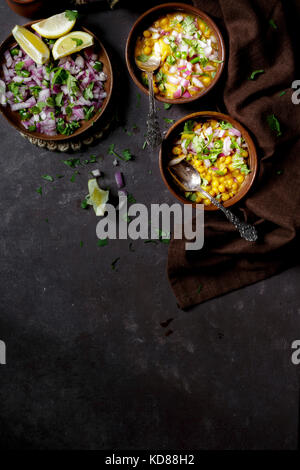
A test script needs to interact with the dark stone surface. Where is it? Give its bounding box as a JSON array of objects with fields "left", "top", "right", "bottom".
[{"left": 0, "top": 1, "right": 299, "bottom": 450}]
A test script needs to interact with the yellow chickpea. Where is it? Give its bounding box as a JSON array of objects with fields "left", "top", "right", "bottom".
[
  {"left": 202, "top": 76, "right": 211, "bottom": 86},
  {"left": 204, "top": 30, "right": 211, "bottom": 38},
  {"left": 154, "top": 21, "right": 160, "bottom": 28},
  {"left": 241, "top": 150, "right": 248, "bottom": 157},
  {"left": 237, "top": 174, "right": 245, "bottom": 183},
  {"left": 219, "top": 176, "right": 225, "bottom": 183},
  {"left": 172, "top": 146, "right": 181, "bottom": 155},
  {"left": 222, "top": 193, "right": 230, "bottom": 202},
  {"left": 218, "top": 184, "right": 225, "bottom": 193},
  {"left": 143, "top": 30, "right": 151, "bottom": 38},
  {"left": 225, "top": 156, "right": 232, "bottom": 164},
  {"left": 199, "top": 20, "right": 206, "bottom": 32},
  {"left": 229, "top": 164, "right": 235, "bottom": 172},
  {"left": 219, "top": 156, "right": 226, "bottom": 163},
  {"left": 204, "top": 199, "right": 211, "bottom": 206},
  {"left": 205, "top": 174, "right": 212, "bottom": 183},
  {"left": 210, "top": 120, "right": 218, "bottom": 128},
  {"left": 209, "top": 190, "right": 216, "bottom": 197},
  {"left": 153, "top": 86, "right": 159, "bottom": 94},
  {"left": 143, "top": 46, "right": 152, "bottom": 55},
  {"left": 160, "top": 18, "right": 168, "bottom": 27},
  {"left": 145, "top": 39, "right": 153, "bottom": 46},
  {"left": 232, "top": 182, "right": 238, "bottom": 190}
]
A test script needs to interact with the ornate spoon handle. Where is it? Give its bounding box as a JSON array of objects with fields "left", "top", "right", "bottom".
[
  {"left": 145, "top": 71, "right": 162, "bottom": 148},
  {"left": 199, "top": 188, "right": 258, "bottom": 242}
]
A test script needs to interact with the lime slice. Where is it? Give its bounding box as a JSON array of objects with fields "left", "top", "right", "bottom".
[
  {"left": 32, "top": 12, "right": 77, "bottom": 39},
  {"left": 12, "top": 25, "right": 50, "bottom": 65},
  {"left": 52, "top": 31, "right": 94, "bottom": 60},
  {"left": 88, "top": 179, "right": 109, "bottom": 216}
]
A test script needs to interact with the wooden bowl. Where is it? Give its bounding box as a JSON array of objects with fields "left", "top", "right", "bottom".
[
  {"left": 0, "top": 21, "right": 113, "bottom": 142},
  {"left": 125, "top": 2, "right": 225, "bottom": 104},
  {"left": 159, "top": 111, "right": 258, "bottom": 210}
]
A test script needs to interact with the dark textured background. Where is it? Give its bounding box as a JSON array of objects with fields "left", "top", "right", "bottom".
[{"left": 0, "top": 0, "right": 299, "bottom": 450}]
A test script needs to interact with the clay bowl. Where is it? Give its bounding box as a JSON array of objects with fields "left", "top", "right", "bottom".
[
  {"left": 0, "top": 20, "right": 113, "bottom": 141},
  {"left": 6, "top": 0, "right": 44, "bottom": 19},
  {"left": 125, "top": 2, "right": 225, "bottom": 104},
  {"left": 159, "top": 111, "right": 258, "bottom": 211}
]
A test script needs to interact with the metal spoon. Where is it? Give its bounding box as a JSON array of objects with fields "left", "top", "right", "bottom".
[
  {"left": 168, "top": 160, "right": 258, "bottom": 242},
  {"left": 135, "top": 55, "right": 162, "bottom": 148}
]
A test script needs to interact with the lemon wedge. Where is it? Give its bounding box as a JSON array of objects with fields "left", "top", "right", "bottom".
[
  {"left": 12, "top": 25, "right": 50, "bottom": 65},
  {"left": 32, "top": 12, "right": 77, "bottom": 39},
  {"left": 88, "top": 179, "right": 109, "bottom": 216},
  {"left": 52, "top": 31, "right": 94, "bottom": 60}
]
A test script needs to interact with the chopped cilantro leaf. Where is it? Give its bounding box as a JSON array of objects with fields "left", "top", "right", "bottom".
[
  {"left": 164, "top": 103, "right": 172, "bottom": 110},
  {"left": 249, "top": 69, "right": 265, "bottom": 80},
  {"left": 267, "top": 114, "right": 282, "bottom": 136},
  {"left": 71, "top": 38, "right": 83, "bottom": 47},
  {"left": 65, "top": 10, "right": 79, "bottom": 21},
  {"left": 42, "top": 175, "right": 54, "bottom": 182},
  {"left": 269, "top": 19, "right": 277, "bottom": 29}
]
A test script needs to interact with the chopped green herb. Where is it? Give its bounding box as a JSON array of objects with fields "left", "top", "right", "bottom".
[
  {"left": 83, "top": 82, "right": 94, "bottom": 101},
  {"left": 269, "top": 19, "right": 277, "bottom": 29},
  {"left": 142, "top": 140, "right": 148, "bottom": 150},
  {"left": 45, "top": 218, "right": 49, "bottom": 223},
  {"left": 65, "top": 10, "right": 79, "bottom": 21},
  {"left": 122, "top": 149, "right": 132, "bottom": 161},
  {"left": 220, "top": 121, "right": 233, "bottom": 130},
  {"left": 57, "top": 118, "right": 80, "bottom": 136},
  {"left": 56, "top": 175, "right": 64, "bottom": 179},
  {"left": 93, "top": 61, "right": 103, "bottom": 72},
  {"left": 279, "top": 90, "right": 286, "bottom": 97},
  {"left": 137, "top": 54, "right": 150, "bottom": 63},
  {"left": 10, "top": 48, "right": 19, "bottom": 56},
  {"left": 183, "top": 120, "right": 195, "bottom": 134},
  {"left": 81, "top": 198, "right": 89, "bottom": 209},
  {"left": 70, "top": 172, "right": 78, "bottom": 182},
  {"left": 55, "top": 91, "right": 64, "bottom": 106},
  {"left": 166, "top": 55, "right": 176, "bottom": 66},
  {"left": 84, "top": 105, "right": 95, "bottom": 121},
  {"left": 28, "top": 125, "right": 36, "bottom": 132},
  {"left": 62, "top": 157, "right": 81, "bottom": 168},
  {"left": 36, "top": 186, "right": 42, "bottom": 195},
  {"left": 197, "top": 284, "right": 203, "bottom": 294},
  {"left": 267, "top": 114, "right": 282, "bottom": 136},
  {"left": 111, "top": 257, "right": 120, "bottom": 269},
  {"left": 42, "top": 175, "right": 54, "bottom": 182},
  {"left": 71, "top": 37, "right": 83, "bottom": 47},
  {"left": 163, "top": 118, "right": 175, "bottom": 124},
  {"left": 182, "top": 15, "right": 197, "bottom": 35},
  {"left": 164, "top": 103, "right": 172, "bottom": 110},
  {"left": 127, "top": 193, "right": 136, "bottom": 203},
  {"left": 249, "top": 69, "right": 265, "bottom": 80}
]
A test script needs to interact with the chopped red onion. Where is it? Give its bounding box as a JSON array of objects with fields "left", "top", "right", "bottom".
[{"left": 115, "top": 171, "right": 124, "bottom": 188}]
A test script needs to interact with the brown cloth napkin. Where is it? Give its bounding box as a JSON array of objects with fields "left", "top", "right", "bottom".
[{"left": 168, "top": 0, "right": 300, "bottom": 309}]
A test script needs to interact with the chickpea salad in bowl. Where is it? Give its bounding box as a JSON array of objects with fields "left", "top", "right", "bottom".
[
  {"left": 168, "top": 118, "right": 252, "bottom": 207},
  {"left": 134, "top": 11, "right": 223, "bottom": 100}
]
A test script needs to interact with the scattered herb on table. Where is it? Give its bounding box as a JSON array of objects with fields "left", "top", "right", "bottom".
[
  {"left": 127, "top": 193, "right": 136, "bottom": 203},
  {"left": 279, "top": 90, "right": 286, "bottom": 97},
  {"left": 111, "top": 257, "right": 120, "bottom": 270},
  {"left": 81, "top": 198, "right": 89, "bottom": 209},
  {"left": 249, "top": 69, "right": 264, "bottom": 80},
  {"left": 269, "top": 19, "right": 277, "bottom": 29},
  {"left": 108, "top": 144, "right": 132, "bottom": 162},
  {"left": 267, "top": 113, "right": 282, "bottom": 136},
  {"left": 163, "top": 118, "right": 175, "bottom": 124},
  {"left": 142, "top": 140, "right": 148, "bottom": 150},
  {"left": 197, "top": 284, "right": 203, "bottom": 294},
  {"left": 164, "top": 103, "right": 172, "bottom": 110},
  {"left": 98, "top": 239, "right": 108, "bottom": 247},
  {"left": 42, "top": 175, "right": 54, "bottom": 182},
  {"left": 36, "top": 186, "right": 42, "bottom": 195}
]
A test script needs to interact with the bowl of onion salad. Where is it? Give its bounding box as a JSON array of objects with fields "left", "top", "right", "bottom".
[
  {"left": 0, "top": 23, "right": 113, "bottom": 140},
  {"left": 126, "top": 2, "right": 225, "bottom": 103},
  {"left": 159, "top": 112, "right": 258, "bottom": 210}
]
